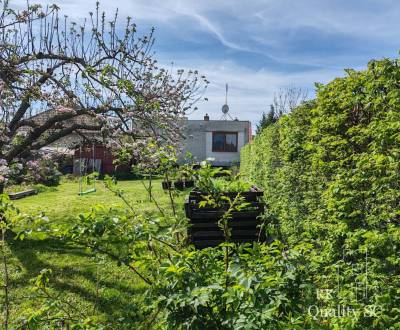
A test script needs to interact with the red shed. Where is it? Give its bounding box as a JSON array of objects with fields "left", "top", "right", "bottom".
[{"left": 73, "top": 144, "right": 129, "bottom": 175}]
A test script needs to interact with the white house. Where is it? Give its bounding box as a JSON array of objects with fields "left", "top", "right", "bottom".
[{"left": 179, "top": 114, "right": 252, "bottom": 167}]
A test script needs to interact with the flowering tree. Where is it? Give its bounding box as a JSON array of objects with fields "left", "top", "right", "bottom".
[{"left": 0, "top": 1, "right": 208, "bottom": 185}]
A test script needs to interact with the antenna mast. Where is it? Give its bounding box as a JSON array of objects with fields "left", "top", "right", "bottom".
[
  {"left": 221, "top": 83, "right": 233, "bottom": 120},
  {"left": 225, "top": 83, "right": 228, "bottom": 105}
]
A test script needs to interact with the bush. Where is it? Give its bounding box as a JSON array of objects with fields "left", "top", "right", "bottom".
[
  {"left": 25, "top": 155, "right": 62, "bottom": 186},
  {"left": 151, "top": 242, "right": 317, "bottom": 330}
]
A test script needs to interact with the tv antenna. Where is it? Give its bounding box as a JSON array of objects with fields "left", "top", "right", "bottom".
[{"left": 220, "top": 83, "right": 233, "bottom": 120}]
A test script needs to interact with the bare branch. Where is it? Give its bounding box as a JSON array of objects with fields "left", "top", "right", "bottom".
[{"left": 272, "top": 86, "right": 308, "bottom": 116}]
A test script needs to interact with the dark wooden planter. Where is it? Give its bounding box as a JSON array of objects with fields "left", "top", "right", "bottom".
[
  {"left": 8, "top": 189, "right": 37, "bottom": 200},
  {"left": 174, "top": 180, "right": 195, "bottom": 190},
  {"left": 184, "top": 180, "right": 194, "bottom": 188},
  {"left": 185, "top": 186, "right": 265, "bottom": 249},
  {"left": 174, "top": 181, "right": 185, "bottom": 190},
  {"left": 162, "top": 181, "right": 172, "bottom": 190},
  {"left": 213, "top": 171, "right": 230, "bottom": 178}
]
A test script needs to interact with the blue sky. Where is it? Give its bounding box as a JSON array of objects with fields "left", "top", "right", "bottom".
[{"left": 12, "top": 0, "right": 400, "bottom": 126}]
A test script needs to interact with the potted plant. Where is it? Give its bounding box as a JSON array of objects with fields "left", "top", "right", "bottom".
[
  {"left": 174, "top": 163, "right": 195, "bottom": 190},
  {"left": 181, "top": 164, "right": 195, "bottom": 188},
  {"left": 159, "top": 152, "right": 178, "bottom": 191}
]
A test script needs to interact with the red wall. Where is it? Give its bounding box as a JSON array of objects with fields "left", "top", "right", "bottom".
[{"left": 73, "top": 145, "right": 123, "bottom": 175}]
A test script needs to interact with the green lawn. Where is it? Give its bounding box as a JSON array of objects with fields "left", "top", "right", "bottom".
[
  {"left": 13, "top": 178, "right": 184, "bottom": 224},
  {"left": 2, "top": 178, "right": 187, "bottom": 327}
]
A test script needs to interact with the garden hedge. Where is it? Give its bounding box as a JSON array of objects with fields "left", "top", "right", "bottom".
[{"left": 241, "top": 58, "right": 400, "bottom": 328}]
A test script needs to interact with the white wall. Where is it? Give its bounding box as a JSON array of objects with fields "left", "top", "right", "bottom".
[{"left": 205, "top": 131, "right": 244, "bottom": 165}]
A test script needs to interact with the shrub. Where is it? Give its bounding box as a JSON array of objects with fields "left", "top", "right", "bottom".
[
  {"left": 150, "top": 242, "right": 317, "bottom": 330},
  {"left": 24, "top": 155, "right": 61, "bottom": 186}
]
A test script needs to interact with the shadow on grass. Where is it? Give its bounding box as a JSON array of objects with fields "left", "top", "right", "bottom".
[{"left": 8, "top": 236, "right": 147, "bottom": 323}]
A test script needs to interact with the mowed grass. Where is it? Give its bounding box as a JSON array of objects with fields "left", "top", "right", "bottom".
[
  {"left": 13, "top": 178, "right": 185, "bottom": 224},
  {"left": 1, "top": 178, "right": 187, "bottom": 327}
]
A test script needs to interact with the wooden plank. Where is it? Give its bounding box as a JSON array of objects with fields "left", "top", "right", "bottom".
[
  {"left": 190, "top": 210, "right": 262, "bottom": 220},
  {"left": 190, "top": 220, "right": 260, "bottom": 229},
  {"left": 189, "top": 188, "right": 264, "bottom": 201},
  {"left": 189, "top": 196, "right": 261, "bottom": 204},
  {"left": 192, "top": 229, "right": 259, "bottom": 238},
  {"left": 8, "top": 189, "right": 37, "bottom": 200},
  {"left": 193, "top": 238, "right": 261, "bottom": 249},
  {"left": 189, "top": 189, "right": 263, "bottom": 196},
  {"left": 185, "top": 188, "right": 266, "bottom": 248},
  {"left": 189, "top": 219, "right": 262, "bottom": 227},
  {"left": 188, "top": 201, "right": 264, "bottom": 211}
]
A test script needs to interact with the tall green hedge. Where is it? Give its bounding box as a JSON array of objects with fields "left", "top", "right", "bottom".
[{"left": 241, "top": 58, "right": 400, "bottom": 328}]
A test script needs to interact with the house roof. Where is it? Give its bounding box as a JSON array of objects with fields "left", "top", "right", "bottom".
[
  {"left": 23, "top": 109, "right": 103, "bottom": 149},
  {"left": 27, "top": 108, "right": 99, "bottom": 128}
]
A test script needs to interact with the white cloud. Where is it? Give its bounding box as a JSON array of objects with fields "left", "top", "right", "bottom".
[
  {"left": 175, "top": 59, "right": 347, "bottom": 127},
  {"left": 8, "top": 0, "right": 400, "bottom": 129},
  {"left": 187, "top": 13, "right": 251, "bottom": 52}
]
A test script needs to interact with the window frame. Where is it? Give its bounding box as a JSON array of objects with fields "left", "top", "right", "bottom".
[{"left": 212, "top": 131, "right": 238, "bottom": 152}]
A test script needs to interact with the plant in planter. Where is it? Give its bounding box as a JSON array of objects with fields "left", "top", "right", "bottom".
[
  {"left": 192, "top": 163, "right": 230, "bottom": 196},
  {"left": 174, "top": 164, "right": 196, "bottom": 190},
  {"left": 182, "top": 160, "right": 196, "bottom": 188},
  {"left": 161, "top": 163, "right": 178, "bottom": 190},
  {"left": 212, "top": 177, "right": 252, "bottom": 193},
  {"left": 186, "top": 163, "right": 265, "bottom": 248},
  {"left": 171, "top": 153, "right": 196, "bottom": 190},
  {"left": 173, "top": 169, "right": 186, "bottom": 190}
]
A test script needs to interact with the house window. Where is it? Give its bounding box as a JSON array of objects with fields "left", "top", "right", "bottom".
[{"left": 212, "top": 132, "right": 238, "bottom": 152}]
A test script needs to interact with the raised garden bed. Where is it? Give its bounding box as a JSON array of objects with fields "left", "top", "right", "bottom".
[
  {"left": 185, "top": 185, "right": 265, "bottom": 249},
  {"left": 162, "top": 181, "right": 172, "bottom": 190},
  {"left": 162, "top": 180, "right": 195, "bottom": 190},
  {"left": 184, "top": 180, "right": 195, "bottom": 188},
  {"left": 174, "top": 180, "right": 195, "bottom": 190},
  {"left": 8, "top": 189, "right": 38, "bottom": 200}
]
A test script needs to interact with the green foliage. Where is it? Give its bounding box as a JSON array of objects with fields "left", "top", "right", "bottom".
[
  {"left": 3, "top": 180, "right": 186, "bottom": 328},
  {"left": 22, "top": 269, "right": 103, "bottom": 329},
  {"left": 256, "top": 105, "right": 277, "bottom": 135},
  {"left": 5, "top": 58, "right": 400, "bottom": 328},
  {"left": 151, "top": 241, "right": 317, "bottom": 330},
  {"left": 212, "top": 178, "right": 251, "bottom": 193},
  {"left": 194, "top": 163, "right": 251, "bottom": 194},
  {"left": 194, "top": 163, "right": 230, "bottom": 195},
  {"left": 241, "top": 58, "right": 400, "bottom": 328},
  {"left": 84, "top": 171, "right": 99, "bottom": 186},
  {"left": 24, "top": 156, "right": 62, "bottom": 187}
]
